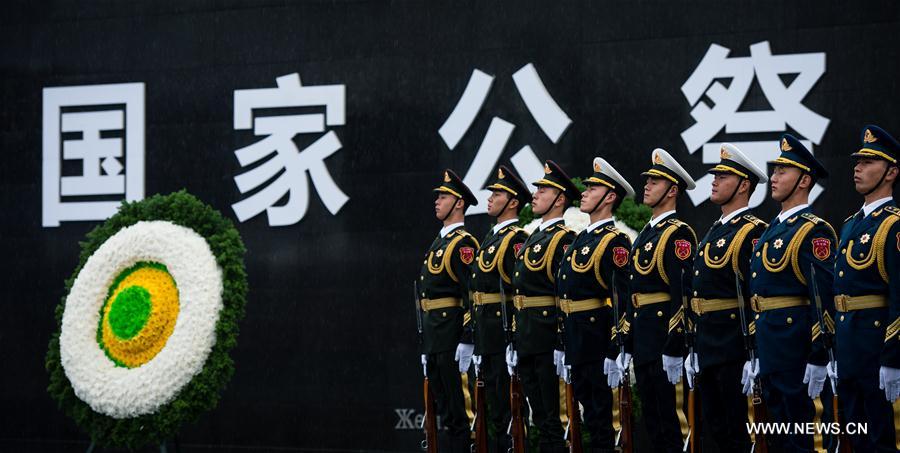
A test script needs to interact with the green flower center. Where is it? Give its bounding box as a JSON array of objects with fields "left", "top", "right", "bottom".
[{"left": 108, "top": 286, "right": 152, "bottom": 340}]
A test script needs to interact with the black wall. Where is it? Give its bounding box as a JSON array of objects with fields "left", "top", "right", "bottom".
[{"left": 2, "top": 1, "right": 899, "bottom": 451}]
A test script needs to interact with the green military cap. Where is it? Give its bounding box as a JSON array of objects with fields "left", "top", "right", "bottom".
[
  {"left": 433, "top": 169, "right": 478, "bottom": 206},
  {"left": 486, "top": 165, "right": 531, "bottom": 206},
  {"left": 532, "top": 160, "right": 581, "bottom": 202}
]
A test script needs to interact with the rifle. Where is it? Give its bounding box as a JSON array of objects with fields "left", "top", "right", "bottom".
[
  {"left": 472, "top": 293, "right": 488, "bottom": 453},
  {"left": 557, "top": 294, "right": 582, "bottom": 452},
  {"left": 415, "top": 280, "right": 438, "bottom": 453},
  {"left": 682, "top": 269, "right": 702, "bottom": 453},
  {"left": 809, "top": 266, "right": 852, "bottom": 453},
  {"left": 735, "top": 274, "right": 768, "bottom": 453},
  {"left": 612, "top": 272, "right": 633, "bottom": 453},
  {"left": 500, "top": 278, "right": 527, "bottom": 453}
]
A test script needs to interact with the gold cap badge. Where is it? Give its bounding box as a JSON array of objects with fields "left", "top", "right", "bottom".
[
  {"left": 653, "top": 152, "right": 663, "bottom": 165},
  {"left": 498, "top": 167, "right": 505, "bottom": 179},
  {"left": 593, "top": 160, "right": 601, "bottom": 172},
  {"left": 720, "top": 146, "right": 731, "bottom": 159},
  {"left": 444, "top": 171, "right": 451, "bottom": 183},
  {"left": 781, "top": 138, "right": 792, "bottom": 152},
  {"left": 864, "top": 129, "right": 877, "bottom": 143},
  {"left": 544, "top": 163, "right": 552, "bottom": 174}
]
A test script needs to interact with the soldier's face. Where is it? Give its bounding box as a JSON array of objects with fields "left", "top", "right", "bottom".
[
  {"left": 643, "top": 177, "right": 669, "bottom": 203},
  {"left": 487, "top": 190, "right": 512, "bottom": 216},
  {"left": 710, "top": 173, "right": 740, "bottom": 204},
  {"left": 853, "top": 158, "right": 890, "bottom": 194},
  {"left": 769, "top": 165, "right": 802, "bottom": 200},
  {"left": 434, "top": 193, "right": 457, "bottom": 219},
  {"left": 580, "top": 185, "right": 608, "bottom": 213},
  {"left": 531, "top": 186, "right": 559, "bottom": 214}
]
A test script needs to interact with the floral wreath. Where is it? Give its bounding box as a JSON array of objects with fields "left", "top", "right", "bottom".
[{"left": 45, "top": 191, "right": 247, "bottom": 449}]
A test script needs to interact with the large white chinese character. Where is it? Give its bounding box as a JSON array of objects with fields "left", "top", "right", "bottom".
[
  {"left": 439, "top": 63, "right": 572, "bottom": 215},
  {"left": 42, "top": 83, "right": 145, "bottom": 227},
  {"left": 680, "top": 41, "right": 828, "bottom": 207},
  {"left": 231, "top": 73, "right": 348, "bottom": 227}
]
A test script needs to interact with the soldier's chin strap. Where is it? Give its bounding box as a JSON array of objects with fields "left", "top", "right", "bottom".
[
  {"left": 774, "top": 171, "right": 805, "bottom": 203},
  {"left": 862, "top": 163, "right": 894, "bottom": 197},
  {"left": 648, "top": 182, "right": 673, "bottom": 209},
  {"left": 498, "top": 192, "right": 514, "bottom": 216},
  {"left": 589, "top": 187, "right": 611, "bottom": 216},
  {"left": 440, "top": 195, "right": 459, "bottom": 222},
  {"left": 721, "top": 177, "right": 744, "bottom": 206},
  {"left": 534, "top": 189, "right": 563, "bottom": 217}
]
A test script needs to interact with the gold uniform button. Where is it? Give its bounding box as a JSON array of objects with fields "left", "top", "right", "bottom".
[
  {"left": 472, "top": 273, "right": 476, "bottom": 278},
  {"left": 875, "top": 320, "right": 881, "bottom": 327},
  {"left": 442, "top": 312, "right": 447, "bottom": 318},
  {"left": 786, "top": 317, "right": 793, "bottom": 324},
  {"left": 730, "top": 313, "right": 737, "bottom": 320},
  {"left": 839, "top": 315, "right": 845, "bottom": 321},
  {"left": 657, "top": 311, "right": 664, "bottom": 317},
  {"left": 630, "top": 275, "right": 634, "bottom": 280},
  {"left": 567, "top": 256, "right": 571, "bottom": 262},
  {"left": 838, "top": 271, "right": 844, "bottom": 277},
  {"left": 841, "top": 248, "right": 846, "bottom": 255},
  {"left": 420, "top": 276, "right": 424, "bottom": 280},
  {"left": 421, "top": 292, "right": 425, "bottom": 298},
  {"left": 563, "top": 294, "right": 567, "bottom": 299},
  {"left": 515, "top": 272, "right": 520, "bottom": 277},
  {"left": 756, "top": 252, "right": 760, "bottom": 257},
  {"left": 542, "top": 310, "right": 548, "bottom": 317},
  {"left": 496, "top": 311, "right": 502, "bottom": 317},
  {"left": 516, "top": 289, "right": 520, "bottom": 294},
  {"left": 693, "top": 291, "right": 698, "bottom": 297},
  {"left": 562, "top": 275, "right": 567, "bottom": 280},
  {"left": 694, "top": 270, "right": 699, "bottom": 276},
  {"left": 755, "top": 314, "right": 760, "bottom": 320},
  {"left": 590, "top": 317, "right": 596, "bottom": 323},
  {"left": 699, "top": 251, "right": 704, "bottom": 257},
  {"left": 752, "top": 272, "right": 757, "bottom": 278}
]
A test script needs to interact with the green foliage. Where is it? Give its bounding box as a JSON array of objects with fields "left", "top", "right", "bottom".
[
  {"left": 45, "top": 190, "right": 248, "bottom": 450},
  {"left": 518, "top": 177, "right": 651, "bottom": 231}
]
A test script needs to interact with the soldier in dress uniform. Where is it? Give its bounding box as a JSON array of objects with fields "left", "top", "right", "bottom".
[
  {"left": 618, "top": 148, "right": 698, "bottom": 453},
  {"left": 418, "top": 169, "right": 481, "bottom": 452},
  {"left": 556, "top": 158, "right": 634, "bottom": 453},
  {"left": 683, "top": 143, "right": 768, "bottom": 452},
  {"left": 505, "top": 160, "right": 579, "bottom": 452},
  {"left": 469, "top": 165, "right": 530, "bottom": 452},
  {"left": 833, "top": 125, "right": 900, "bottom": 451},
  {"left": 746, "top": 134, "right": 837, "bottom": 452}
]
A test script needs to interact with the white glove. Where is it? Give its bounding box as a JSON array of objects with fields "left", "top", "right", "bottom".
[
  {"left": 880, "top": 366, "right": 900, "bottom": 402},
  {"left": 561, "top": 365, "right": 571, "bottom": 383},
  {"left": 505, "top": 344, "right": 518, "bottom": 376},
  {"left": 662, "top": 354, "right": 683, "bottom": 385},
  {"left": 616, "top": 352, "right": 632, "bottom": 374},
  {"left": 472, "top": 355, "right": 483, "bottom": 377},
  {"left": 554, "top": 350, "right": 566, "bottom": 376},
  {"left": 684, "top": 352, "right": 699, "bottom": 389},
  {"left": 421, "top": 354, "right": 428, "bottom": 377},
  {"left": 605, "top": 358, "right": 623, "bottom": 388},
  {"left": 455, "top": 343, "right": 474, "bottom": 373},
  {"left": 803, "top": 363, "right": 827, "bottom": 399},
  {"left": 741, "top": 359, "right": 759, "bottom": 396}
]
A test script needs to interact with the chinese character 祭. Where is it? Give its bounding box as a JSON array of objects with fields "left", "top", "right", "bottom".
[{"left": 231, "top": 73, "right": 348, "bottom": 226}]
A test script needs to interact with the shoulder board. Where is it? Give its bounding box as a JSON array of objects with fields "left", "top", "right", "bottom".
[
  {"left": 742, "top": 214, "right": 767, "bottom": 227},
  {"left": 800, "top": 212, "right": 822, "bottom": 224},
  {"left": 501, "top": 226, "right": 523, "bottom": 236},
  {"left": 885, "top": 206, "right": 900, "bottom": 217},
  {"left": 550, "top": 223, "right": 571, "bottom": 233},
  {"left": 668, "top": 218, "right": 695, "bottom": 232}
]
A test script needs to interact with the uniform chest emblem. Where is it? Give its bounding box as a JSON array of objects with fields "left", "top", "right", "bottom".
[
  {"left": 436, "top": 249, "right": 444, "bottom": 257},
  {"left": 860, "top": 233, "right": 870, "bottom": 245},
  {"left": 514, "top": 243, "right": 524, "bottom": 255},
  {"left": 487, "top": 245, "right": 496, "bottom": 254},
  {"left": 773, "top": 238, "right": 784, "bottom": 250},
  {"left": 533, "top": 244, "right": 542, "bottom": 253},
  {"left": 716, "top": 238, "right": 726, "bottom": 248},
  {"left": 459, "top": 247, "right": 475, "bottom": 265},
  {"left": 812, "top": 238, "right": 831, "bottom": 261},
  {"left": 644, "top": 242, "right": 653, "bottom": 252},
  {"left": 674, "top": 239, "right": 692, "bottom": 260},
  {"left": 581, "top": 246, "right": 590, "bottom": 255},
  {"left": 613, "top": 247, "right": 629, "bottom": 267}
]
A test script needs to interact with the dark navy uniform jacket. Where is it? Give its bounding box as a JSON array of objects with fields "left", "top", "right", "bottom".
[
  {"left": 418, "top": 226, "right": 479, "bottom": 354},
  {"left": 512, "top": 219, "right": 575, "bottom": 356},
  {"left": 471, "top": 221, "right": 528, "bottom": 356},
  {"left": 625, "top": 212, "right": 697, "bottom": 367},
  {"left": 749, "top": 206, "right": 837, "bottom": 375},
  {"left": 691, "top": 210, "right": 767, "bottom": 371},
  {"left": 833, "top": 201, "right": 900, "bottom": 375},
  {"left": 556, "top": 219, "right": 632, "bottom": 366}
]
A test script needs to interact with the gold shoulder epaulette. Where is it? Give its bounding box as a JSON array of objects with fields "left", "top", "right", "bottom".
[
  {"left": 743, "top": 214, "right": 767, "bottom": 227},
  {"left": 885, "top": 205, "right": 900, "bottom": 217},
  {"left": 800, "top": 212, "right": 822, "bottom": 224}
]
